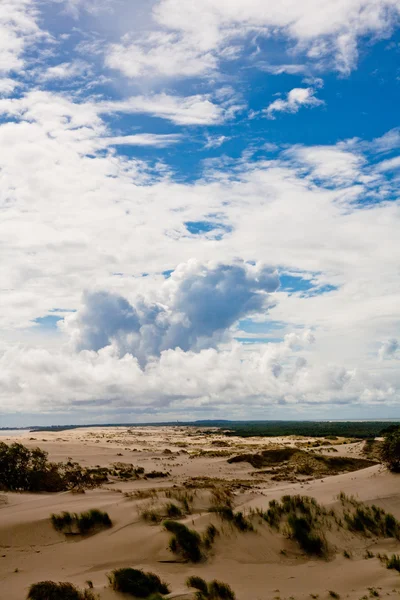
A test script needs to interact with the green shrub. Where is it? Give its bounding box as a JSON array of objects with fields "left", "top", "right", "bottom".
[
  {"left": 108, "top": 568, "right": 169, "bottom": 597},
  {"left": 0, "top": 442, "right": 110, "bottom": 493},
  {"left": 163, "top": 520, "right": 202, "bottom": 562},
  {"left": 27, "top": 581, "right": 96, "bottom": 600}
]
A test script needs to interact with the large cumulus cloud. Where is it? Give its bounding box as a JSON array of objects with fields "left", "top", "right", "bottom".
[{"left": 62, "top": 260, "right": 279, "bottom": 366}]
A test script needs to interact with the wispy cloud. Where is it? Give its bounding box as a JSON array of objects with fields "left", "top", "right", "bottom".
[{"left": 264, "top": 87, "right": 324, "bottom": 119}]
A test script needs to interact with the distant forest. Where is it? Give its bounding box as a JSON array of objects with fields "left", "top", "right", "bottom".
[{"left": 15, "top": 419, "right": 400, "bottom": 439}]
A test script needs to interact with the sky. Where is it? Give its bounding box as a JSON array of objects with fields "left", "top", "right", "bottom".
[{"left": 0, "top": 0, "right": 400, "bottom": 426}]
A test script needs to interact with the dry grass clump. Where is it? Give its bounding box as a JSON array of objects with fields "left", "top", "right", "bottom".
[
  {"left": 111, "top": 463, "right": 144, "bottom": 480},
  {"left": 108, "top": 568, "right": 169, "bottom": 597},
  {"left": 27, "top": 581, "right": 96, "bottom": 600},
  {"left": 339, "top": 493, "right": 400, "bottom": 539},
  {"left": 51, "top": 509, "right": 112, "bottom": 535},
  {"left": 163, "top": 520, "right": 203, "bottom": 562},
  {"left": 165, "top": 489, "right": 195, "bottom": 513},
  {"left": 203, "top": 524, "right": 219, "bottom": 550},
  {"left": 186, "top": 576, "right": 235, "bottom": 600},
  {"left": 141, "top": 502, "right": 184, "bottom": 524},
  {"left": 210, "top": 505, "right": 254, "bottom": 532},
  {"left": 124, "top": 489, "right": 158, "bottom": 500},
  {"left": 378, "top": 553, "right": 400, "bottom": 572},
  {"left": 259, "top": 495, "right": 328, "bottom": 556}
]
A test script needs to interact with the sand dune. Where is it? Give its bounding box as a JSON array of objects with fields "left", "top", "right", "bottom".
[{"left": 1, "top": 427, "right": 399, "bottom": 600}]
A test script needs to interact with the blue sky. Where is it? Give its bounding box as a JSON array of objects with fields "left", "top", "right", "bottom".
[{"left": 0, "top": 0, "right": 400, "bottom": 425}]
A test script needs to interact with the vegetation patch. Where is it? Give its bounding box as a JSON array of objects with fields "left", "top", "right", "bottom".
[
  {"left": 163, "top": 520, "right": 204, "bottom": 562},
  {"left": 186, "top": 576, "right": 235, "bottom": 600},
  {"left": 108, "top": 568, "right": 169, "bottom": 597},
  {"left": 0, "top": 442, "right": 111, "bottom": 492},
  {"left": 146, "top": 470, "right": 170, "bottom": 479},
  {"left": 339, "top": 493, "right": 400, "bottom": 539},
  {"left": 228, "top": 448, "right": 376, "bottom": 479},
  {"left": 210, "top": 505, "right": 253, "bottom": 532},
  {"left": 27, "top": 581, "right": 96, "bottom": 600},
  {"left": 51, "top": 509, "right": 112, "bottom": 535},
  {"left": 258, "top": 495, "right": 328, "bottom": 556}
]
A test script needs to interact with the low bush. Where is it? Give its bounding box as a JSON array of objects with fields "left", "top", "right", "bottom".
[
  {"left": 51, "top": 509, "right": 112, "bottom": 535},
  {"left": 27, "top": 581, "right": 96, "bottom": 600},
  {"left": 186, "top": 577, "right": 235, "bottom": 600},
  {"left": 108, "top": 568, "right": 169, "bottom": 597},
  {"left": 163, "top": 520, "right": 203, "bottom": 562}
]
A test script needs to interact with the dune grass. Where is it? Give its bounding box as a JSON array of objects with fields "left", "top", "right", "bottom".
[
  {"left": 186, "top": 576, "right": 235, "bottom": 600},
  {"left": 51, "top": 509, "right": 112, "bottom": 535},
  {"left": 163, "top": 520, "right": 203, "bottom": 562}
]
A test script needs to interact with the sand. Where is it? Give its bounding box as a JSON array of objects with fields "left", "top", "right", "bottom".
[{"left": 0, "top": 426, "right": 399, "bottom": 600}]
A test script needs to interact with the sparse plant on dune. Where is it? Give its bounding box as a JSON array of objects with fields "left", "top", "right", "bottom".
[
  {"left": 385, "top": 554, "right": 400, "bottom": 572},
  {"left": 27, "top": 581, "right": 97, "bottom": 600},
  {"left": 186, "top": 577, "right": 235, "bottom": 600},
  {"left": 339, "top": 493, "right": 400, "bottom": 539},
  {"left": 164, "top": 520, "right": 203, "bottom": 562},
  {"left": 51, "top": 509, "right": 112, "bottom": 535},
  {"left": 203, "top": 524, "right": 219, "bottom": 549},
  {"left": 108, "top": 568, "right": 169, "bottom": 597}
]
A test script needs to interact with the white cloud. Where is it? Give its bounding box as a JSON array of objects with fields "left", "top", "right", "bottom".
[
  {"left": 376, "top": 155, "right": 400, "bottom": 172},
  {"left": 106, "top": 31, "right": 218, "bottom": 79},
  {"left": 284, "top": 144, "right": 366, "bottom": 185},
  {"left": 378, "top": 339, "right": 399, "bottom": 360},
  {"left": 0, "top": 78, "right": 20, "bottom": 96},
  {"left": 104, "top": 134, "right": 182, "bottom": 148},
  {"left": 204, "top": 135, "right": 229, "bottom": 149},
  {"left": 265, "top": 87, "right": 324, "bottom": 118},
  {"left": 0, "top": 0, "right": 43, "bottom": 75},
  {"left": 104, "top": 0, "right": 400, "bottom": 80},
  {"left": 40, "top": 60, "right": 92, "bottom": 81},
  {"left": 62, "top": 260, "right": 279, "bottom": 366},
  {"left": 99, "top": 93, "right": 240, "bottom": 125}
]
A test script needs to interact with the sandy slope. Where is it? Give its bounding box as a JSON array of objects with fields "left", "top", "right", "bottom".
[{"left": 1, "top": 427, "right": 399, "bottom": 600}]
